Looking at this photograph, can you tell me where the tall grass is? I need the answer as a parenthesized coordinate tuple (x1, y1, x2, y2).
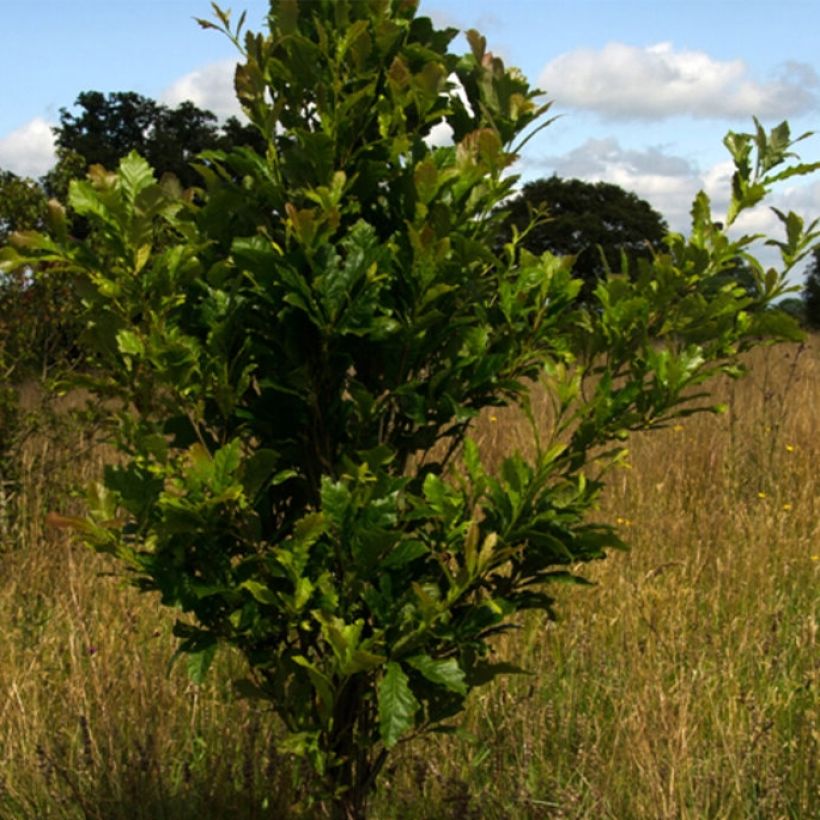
(1, 339, 817, 818)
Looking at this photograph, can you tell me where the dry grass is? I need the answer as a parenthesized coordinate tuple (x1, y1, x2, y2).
(1, 338, 818, 818)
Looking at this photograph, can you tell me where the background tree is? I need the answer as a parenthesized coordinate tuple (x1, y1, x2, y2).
(0, 91, 266, 378)
(802, 246, 820, 328)
(0, 170, 48, 243)
(53, 90, 265, 188)
(776, 296, 806, 324)
(501, 175, 668, 297)
(0, 170, 79, 377)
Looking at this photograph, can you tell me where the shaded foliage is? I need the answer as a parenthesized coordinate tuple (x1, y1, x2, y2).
(500, 175, 668, 297)
(0, 170, 48, 243)
(0, 170, 83, 378)
(1, 92, 266, 379)
(803, 246, 820, 328)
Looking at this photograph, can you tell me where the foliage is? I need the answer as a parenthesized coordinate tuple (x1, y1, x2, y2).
(0, 91, 265, 379)
(500, 175, 668, 298)
(2, 0, 818, 815)
(41, 147, 94, 203)
(53, 90, 266, 189)
(776, 296, 806, 324)
(0, 167, 86, 378)
(0, 170, 48, 243)
(802, 246, 820, 328)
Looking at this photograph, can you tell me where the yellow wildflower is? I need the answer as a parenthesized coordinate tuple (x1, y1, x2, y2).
(757, 491, 767, 499)
(782, 503, 793, 511)
(785, 444, 795, 453)
(672, 424, 684, 432)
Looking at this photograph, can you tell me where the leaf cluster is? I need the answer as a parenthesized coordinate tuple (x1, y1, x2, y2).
(499, 175, 669, 298)
(2, 1, 817, 812)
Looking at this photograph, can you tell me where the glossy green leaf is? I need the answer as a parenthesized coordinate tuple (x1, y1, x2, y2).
(406, 654, 468, 695)
(378, 662, 420, 748)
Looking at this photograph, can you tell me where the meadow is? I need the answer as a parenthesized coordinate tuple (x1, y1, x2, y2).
(0, 336, 817, 819)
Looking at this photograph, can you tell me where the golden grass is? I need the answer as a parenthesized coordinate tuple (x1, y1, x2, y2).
(1, 338, 818, 818)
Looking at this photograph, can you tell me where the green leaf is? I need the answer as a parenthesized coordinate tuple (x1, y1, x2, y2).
(321, 478, 352, 527)
(344, 648, 387, 675)
(292, 656, 335, 717)
(117, 151, 157, 203)
(414, 158, 439, 205)
(241, 580, 278, 605)
(212, 439, 242, 491)
(292, 511, 326, 548)
(378, 662, 420, 748)
(186, 644, 216, 684)
(382, 539, 429, 569)
(69, 179, 114, 223)
(116, 329, 144, 358)
(241, 449, 280, 497)
(406, 654, 468, 695)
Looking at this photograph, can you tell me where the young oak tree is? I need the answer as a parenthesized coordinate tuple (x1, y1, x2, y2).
(2, 0, 818, 815)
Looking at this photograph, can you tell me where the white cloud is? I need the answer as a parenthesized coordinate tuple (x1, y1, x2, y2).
(160, 59, 243, 120)
(539, 43, 819, 121)
(0, 117, 56, 178)
(526, 138, 819, 287)
(534, 138, 700, 230)
(426, 121, 454, 148)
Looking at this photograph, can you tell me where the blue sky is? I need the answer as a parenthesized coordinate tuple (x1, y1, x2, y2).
(1, 0, 818, 278)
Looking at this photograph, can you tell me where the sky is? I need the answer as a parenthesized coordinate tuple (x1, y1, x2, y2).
(1, 0, 818, 282)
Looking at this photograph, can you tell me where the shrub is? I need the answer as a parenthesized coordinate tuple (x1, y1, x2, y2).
(2, 1, 817, 815)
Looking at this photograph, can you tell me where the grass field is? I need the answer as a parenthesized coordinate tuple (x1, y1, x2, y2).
(0, 337, 817, 819)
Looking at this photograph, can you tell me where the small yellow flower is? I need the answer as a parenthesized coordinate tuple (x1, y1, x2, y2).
(782, 503, 793, 512)
(812, 555, 819, 561)
(757, 491, 767, 499)
(672, 424, 684, 432)
(489, 415, 498, 423)
(615, 516, 633, 527)
(785, 444, 795, 453)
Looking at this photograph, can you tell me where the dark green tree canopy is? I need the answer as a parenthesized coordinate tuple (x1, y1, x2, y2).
(1, 91, 266, 376)
(53, 90, 265, 188)
(501, 175, 668, 295)
(803, 246, 820, 328)
(0, 170, 48, 243)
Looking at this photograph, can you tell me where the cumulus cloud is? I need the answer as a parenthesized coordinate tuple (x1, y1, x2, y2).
(539, 43, 819, 121)
(529, 137, 819, 264)
(534, 138, 700, 230)
(733, 176, 820, 247)
(0, 117, 56, 178)
(160, 59, 243, 120)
